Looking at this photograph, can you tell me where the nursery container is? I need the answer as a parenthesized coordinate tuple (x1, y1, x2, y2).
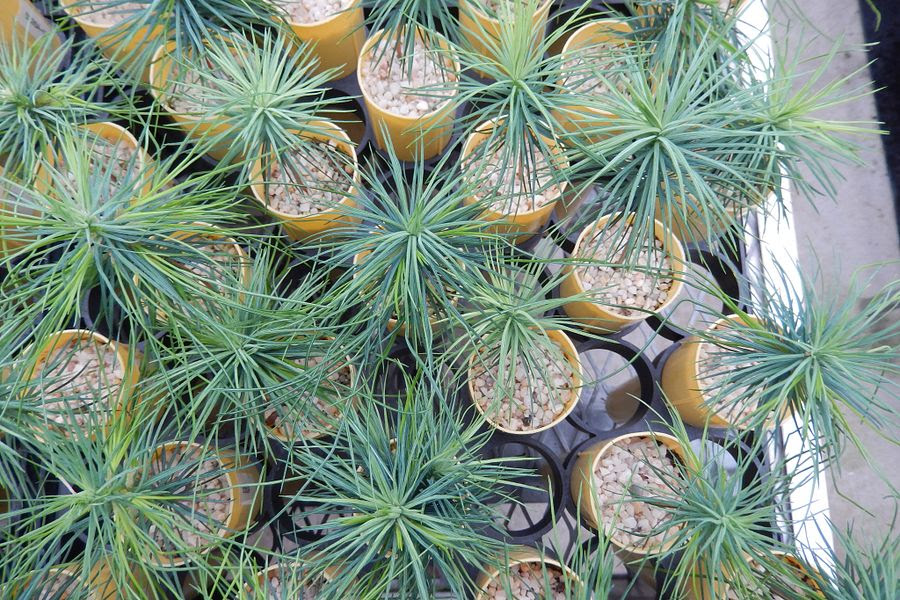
(249, 120, 360, 242)
(460, 118, 569, 241)
(148, 41, 236, 162)
(148, 441, 262, 566)
(555, 19, 633, 139)
(36, 121, 153, 200)
(660, 315, 765, 429)
(467, 329, 582, 435)
(26, 329, 140, 436)
(570, 432, 687, 563)
(0, 0, 62, 51)
(356, 28, 459, 161)
(248, 562, 346, 596)
(459, 0, 553, 76)
(280, 0, 366, 80)
(474, 546, 581, 599)
(560, 213, 686, 333)
(60, 0, 162, 83)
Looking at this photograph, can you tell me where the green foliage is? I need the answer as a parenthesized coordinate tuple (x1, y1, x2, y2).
(690, 264, 899, 470)
(281, 375, 531, 599)
(0, 33, 118, 177)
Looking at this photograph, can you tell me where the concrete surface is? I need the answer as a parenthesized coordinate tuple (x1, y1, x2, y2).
(769, 0, 900, 546)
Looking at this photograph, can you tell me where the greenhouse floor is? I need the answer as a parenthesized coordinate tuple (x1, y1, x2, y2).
(772, 0, 900, 544)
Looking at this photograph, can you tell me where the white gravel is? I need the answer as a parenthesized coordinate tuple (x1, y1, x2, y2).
(148, 445, 232, 551)
(466, 137, 560, 214)
(575, 223, 673, 317)
(470, 344, 574, 432)
(264, 140, 354, 216)
(482, 562, 570, 599)
(74, 1, 143, 26)
(276, 0, 352, 24)
(37, 336, 124, 428)
(592, 436, 682, 549)
(265, 355, 353, 439)
(360, 36, 456, 118)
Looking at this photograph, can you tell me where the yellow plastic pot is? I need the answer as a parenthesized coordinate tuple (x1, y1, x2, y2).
(16, 560, 147, 600)
(26, 329, 141, 436)
(249, 121, 360, 242)
(281, 0, 366, 80)
(148, 41, 236, 162)
(60, 0, 163, 83)
(467, 329, 582, 435)
(149, 442, 262, 567)
(560, 213, 686, 333)
(461, 118, 569, 241)
(357, 28, 459, 161)
(0, 1, 62, 52)
(475, 547, 581, 599)
(36, 121, 153, 200)
(554, 19, 633, 141)
(660, 315, 766, 429)
(570, 431, 687, 563)
(248, 562, 347, 595)
(459, 0, 553, 77)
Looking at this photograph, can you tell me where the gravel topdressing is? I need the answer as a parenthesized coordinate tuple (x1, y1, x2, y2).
(163, 63, 232, 115)
(37, 336, 124, 428)
(276, 0, 353, 24)
(470, 344, 575, 432)
(360, 36, 456, 118)
(265, 355, 353, 439)
(74, 1, 143, 26)
(36, 572, 82, 599)
(482, 562, 571, 599)
(575, 223, 674, 317)
(467, 137, 561, 214)
(264, 140, 354, 216)
(148, 445, 232, 551)
(592, 436, 682, 549)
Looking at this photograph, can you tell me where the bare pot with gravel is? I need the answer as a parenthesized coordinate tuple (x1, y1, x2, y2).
(276, 0, 365, 80)
(144, 442, 261, 566)
(249, 121, 360, 241)
(247, 562, 347, 599)
(571, 432, 687, 562)
(357, 28, 459, 161)
(460, 118, 569, 241)
(25, 329, 139, 436)
(660, 315, 765, 429)
(474, 547, 582, 600)
(467, 329, 582, 435)
(561, 213, 686, 333)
